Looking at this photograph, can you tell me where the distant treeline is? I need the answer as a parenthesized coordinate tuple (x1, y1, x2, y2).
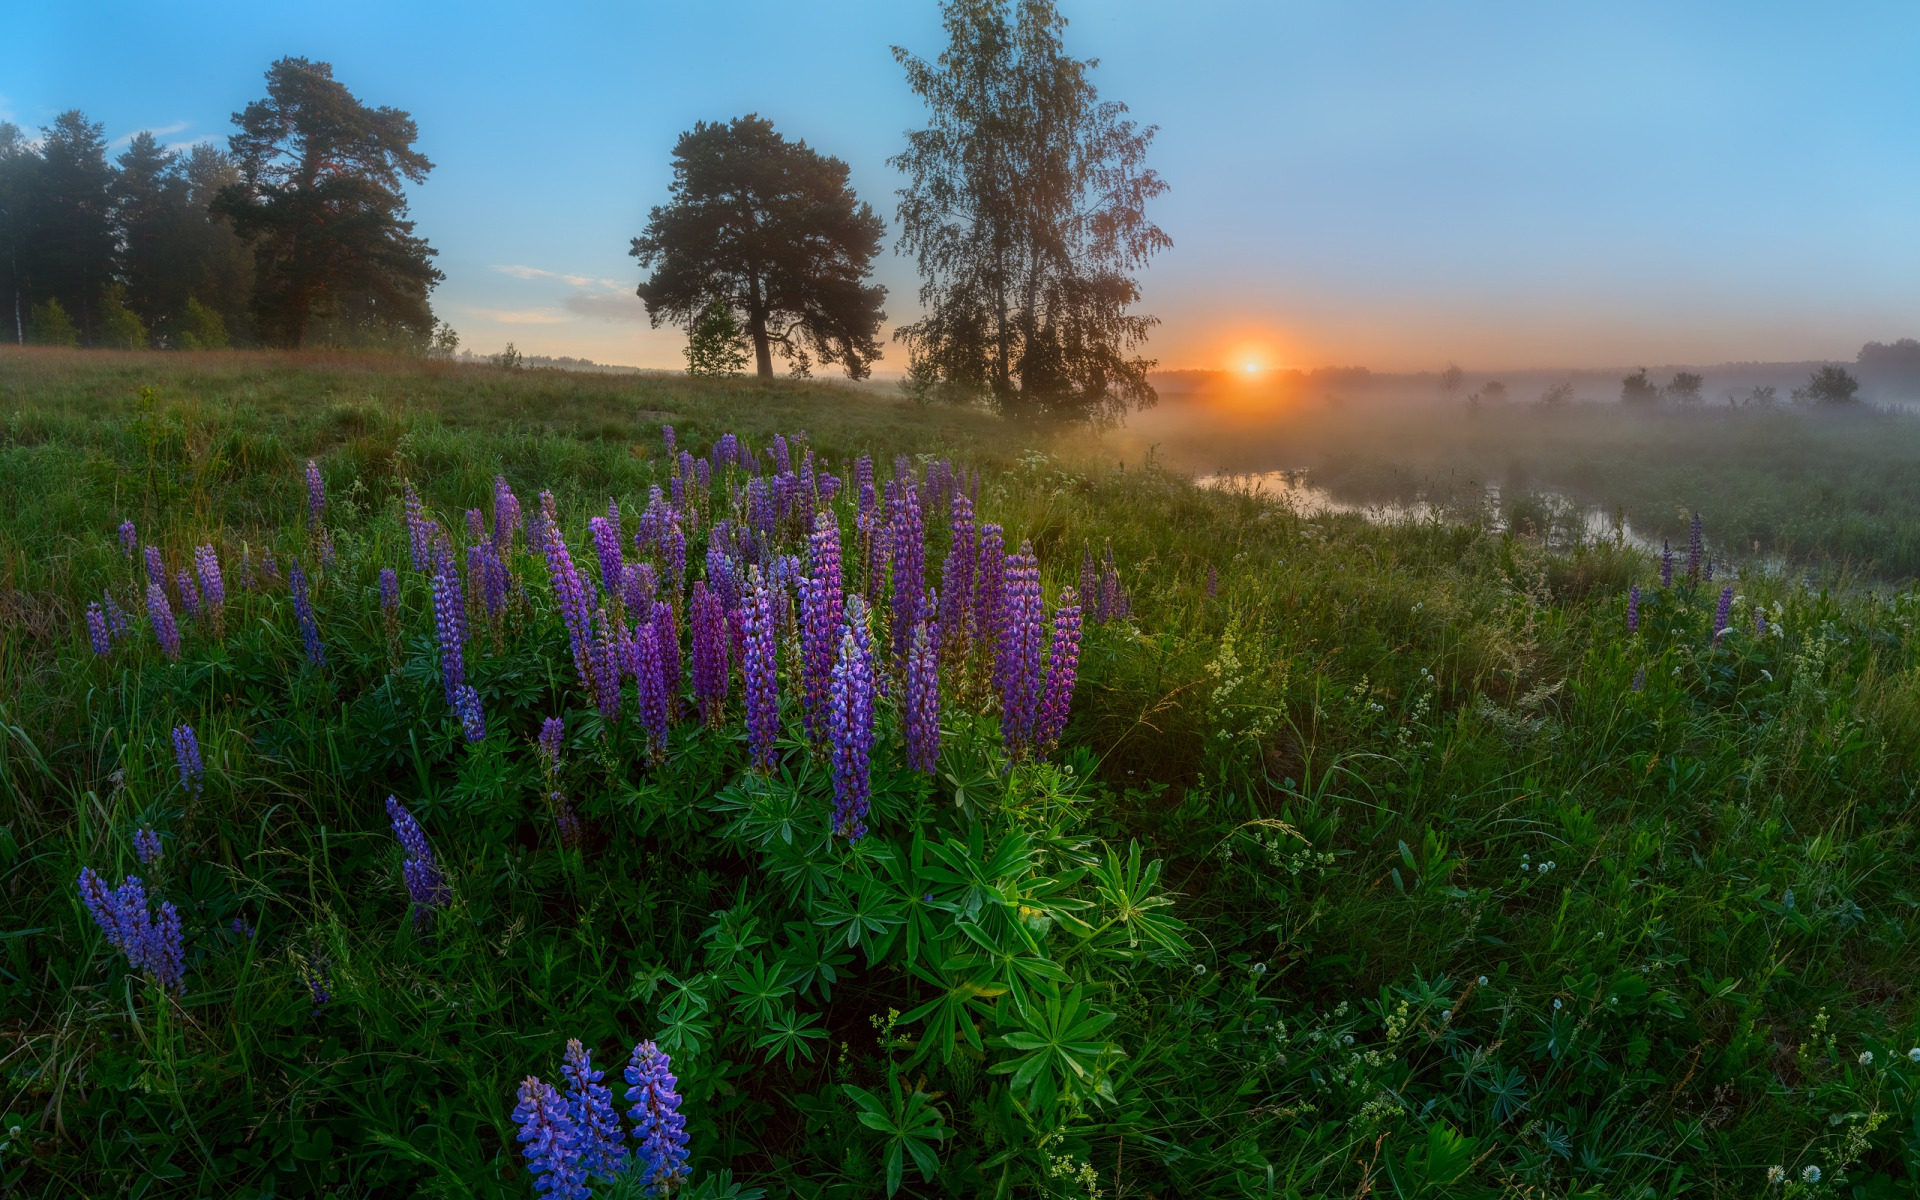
(0, 60, 448, 354)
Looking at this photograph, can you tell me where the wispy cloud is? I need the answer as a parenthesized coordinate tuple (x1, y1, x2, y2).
(492, 264, 625, 290)
(564, 292, 649, 323)
(112, 121, 190, 148)
(468, 307, 571, 325)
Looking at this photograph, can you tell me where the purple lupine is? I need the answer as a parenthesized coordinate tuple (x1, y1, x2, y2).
(1660, 540, 1674, 588)
(103, 591, 131, 640)
(690, 581, 730, 726)
(119, 519, 137, 557)
(904, 619, 941, 773)
(172, 724, 204, 797)
(318, 527, 337, 569)
(890, 480, 927, 664)
(632, 619, 667, 753)
(562, 1039, 628, 1178)
(261, 550, 279, 583)
(856, 455, 876, 522)
(454, 684, 487, 742)
(1079, 549, 1100, 624)
(472, 542, 510, 620)
(743, 572, 780, 771)
(1100, 545, 1129, 621)
(624, 560, 658, 615)
(405, 484, 430, 572)
(290, 559, 323, 665)
(1686, 513, 1703, 584)
(938, 491, 979, 649)
(747, 478, 775, 534)
(1034, 589, 1082, 753)
(1756, 607, 1768, 636)
(1627, 584, 1640, 634)
(1704, 560, 1714, 583)
(144, 544, 167, 591)
(386, 796, 449, 920)
(379, 567, 400, 618)
(237, 551, 258, 592)
(147, 582, 181, 660)
(493, 476, 522, 554)
(662, 424, 676, 458)
(800, 512, 845, 738)
(514, 1076, 588, 1200)
(148, 902, 184, 990)
(176, 568, 200, 622)
(305, 959, 331, 1013)
(304, 459, 326, 529)
(194, 545, 224, 621)
(1206, 564, 1219, 599)
(538, 716, 565, 766)
(77, 869, 183, 989)
(997, 544, 1045, 751)
(86, 603, 111, 654)
(134, 827, 162, 865)
(975, 524, 1005, 667)
(589, 609, 623, 725)
(828, 598, 876, 839)
(461, 507, 482, 541)
(590, 509, 624, 598)
(1713, 586, 1734, 641)
(625, 1041, 690, 1193)
(661, 519, 687, 597)
(652, 599, 681, 723)
(539, 495, 603, 700)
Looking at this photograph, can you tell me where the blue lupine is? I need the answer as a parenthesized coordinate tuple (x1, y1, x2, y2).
(455, 683, 487, 742)
(828, 597, 876, 839)
(1756, 607, 1768, 636)
(514, 1076, 589, 1200)
(1627, 583, 1640, 634)
(176, 568, 200, 621)
(102, 590, 131, 640)
(889, 479, 927, 665)
(466, 507, 486, 540)
(386, 796, 449, 920)
(494, 475, 522, 555)
(800, 512, 844, 738)
(562, 1039, 629, 1179)
(145, 544, 166, 589)
(1660, 540, 1673, 588)
(305, 459, 326, 529)
(290, 559, 323, 665)
(306, 959, 331, 1014)
(538, 716, 565, 767)
(119, 519, 136, 557)
(625, 1041, 690, 1193)
(77, 868, 184, 990)
(379, 567, 400, 617)
(633, 618, 668, 753)
(743, 573, 779, 771)
(904, 619, 941, 773)
(86, 603, 111, 655)
(173, 723, 204, 798)
(194, 545, 224, 622)
(134, 827, 162, 864)
(405, 483, 430, 571)
(1687, 513, 1703, 584)
(1714, 586, 1734, 641)
(432, 564, 468, 707)
(691, 581, 730, 727)
(1035, 588, 1083, 753)
(147, 582, 181, 660)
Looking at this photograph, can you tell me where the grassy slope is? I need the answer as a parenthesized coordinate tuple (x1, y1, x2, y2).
(2, 348, 1918, 1199)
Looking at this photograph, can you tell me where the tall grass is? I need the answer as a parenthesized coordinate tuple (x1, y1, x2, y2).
(2, 349, 1918, 1198)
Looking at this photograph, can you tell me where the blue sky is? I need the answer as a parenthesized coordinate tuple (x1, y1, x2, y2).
(7, 1, 1919, 372)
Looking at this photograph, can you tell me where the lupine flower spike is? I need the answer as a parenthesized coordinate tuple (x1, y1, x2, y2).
(147, 582, 181, 660)
(904, 619, 941, 772)
(828, 596, 876, 838)
(119, 519, 137, 556)
(743, 571, 780, 771)
(561, 1039, 628, 1179)
(290, 559, 323, 665)
(76, 868, 184, 990)
(625, 1040, 690, 1193)
(172, 724, 205, 797)
(1713, 586, 1734, 642)
(134, 827, 162, 865)
(514, 1076, 588, 1200)
(86, 602, 111, 655)
(385, 796, 449, 921)
(1627, 584, 1640, 634)
(305, 459, 326, 529)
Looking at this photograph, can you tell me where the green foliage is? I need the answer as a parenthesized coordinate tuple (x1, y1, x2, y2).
(1797, 364, 1862, 405)
(3, 352, 1920, 1199)
(25, 296, 78, 346)
(175, 296, 230, 351)
(684, 297, 748, 378)
(96, 283, 150, 349)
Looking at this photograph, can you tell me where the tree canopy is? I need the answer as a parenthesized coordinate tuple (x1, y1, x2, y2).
(891, 0, 1170, 425)
(215, 57, 441, 348)
(632, 115, 887, 381)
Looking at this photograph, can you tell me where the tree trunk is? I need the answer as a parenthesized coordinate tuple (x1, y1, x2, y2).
(751, 320, 772, 379)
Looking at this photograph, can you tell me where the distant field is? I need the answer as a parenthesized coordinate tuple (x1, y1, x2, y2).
(3, 348, 1919, 1198)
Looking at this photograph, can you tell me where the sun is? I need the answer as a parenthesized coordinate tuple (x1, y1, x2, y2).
(1242, 362, 1260, 375)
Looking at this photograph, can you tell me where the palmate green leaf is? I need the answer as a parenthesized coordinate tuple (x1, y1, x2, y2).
(726, 952, 792, 1026)
(987, 984, 1122, 1117)
(752, 1006, 826, 1068)
(865, 831, 963, 967)
(811, 875, 906, 963)
(900, 959, 1006, 1066)
(843, 1077, 949, 1197)
(777, 920, 855, 1003)
(923, 824, 1035, 922)
(1084, 839, 1190, 957)
(951, 916, 1071, 1008)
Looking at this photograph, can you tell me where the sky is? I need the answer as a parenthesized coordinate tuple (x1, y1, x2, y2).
(6, 1, 1920, 374)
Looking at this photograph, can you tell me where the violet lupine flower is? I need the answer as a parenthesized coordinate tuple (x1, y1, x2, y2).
(632, 619, 667, 753)
(145, 545, 166, 590)
(463, 507, 483, 540)
(119, 519, 137, 557)
(625, 1041, 690, 1193)
(1100, 545, 1129, 621)
(194, 545, 224, 616)
(261, 551, 280, 583)
(1686, 513, 1703, 584)
(306, 959, 331, 1014)
(690, 581, 730, 726)
(1660, 540, 1674, 588)
(289, 559, 324, 665)
(662, 519, 687, 597)
(173, 724, 205, 798)
(996, 544, 1045, 752)
(662, 424, 676, 458)
(103, 591, 132, 640)
(1207, 564, 1219, 599)
(1704, 560, 1714, 583)
(1631, 666, 1646, 692)
(890, 481, 927, 665)
(590, 511, 624, 598)
(975, 524, 1005, 666)
(176, 569, 200, 622)
(472, 542, 509, 620)
(386, 796, 450, 920)
(624, 560, 658, 615)
(1627, 584, 1640, 634)
(405, 484, 430, 572)
(773, 433, 792, 476)
(589, 609, 624, 725)
(855, 455, 876, 521)
(743, 573, 780, 772)
(514, 1076, 588, 1200)
(86, 602, 111, 655)
(237, 552, 258, 592)
(379, 567, 400, 617)
(538, 716, 565, 766)
(430, 557, 469, 705)
(562, 1039, 629, 1179)
(493, 476, 522, 552)
(652, 599, 682, 723)
(304, 459, 326, 529)
(134, 827, 162, 865)
(671, 471, 685, 514)
(77, 869, 184, 989)
(149, 901, 184, 988)
(147, 582, 182, 660)
(747, 478, 775, 534)
(1034, 589, 1082, 752)
(1713, 586, 1734, 641)
(318, 528, 337, 569)
(1756, 608, 1768, 636)
(904, 619, 941, 773)
(539, 496, 602, 699)
(454, 684, 487, 742)
(1080, 549, 1100, 623)
(828, 597, 876, 838)
(800, 513, 845, 738)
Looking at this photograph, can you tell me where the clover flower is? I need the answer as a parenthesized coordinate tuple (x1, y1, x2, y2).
(1802, 1166, 1820, 1184)
(625, 1040, 690, 1193)
(385, 796, 449, 921)
(1766, 1165, 1784, 1185)
(742, 573, 780, 772)
(515, 1075, 589, 1200)
(904, 619, 941, 773)
(147, 582, 181, 660)
(172, 724, 204, 797)
(828, 598, 876, 839)
(289, 559, 323, 665)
